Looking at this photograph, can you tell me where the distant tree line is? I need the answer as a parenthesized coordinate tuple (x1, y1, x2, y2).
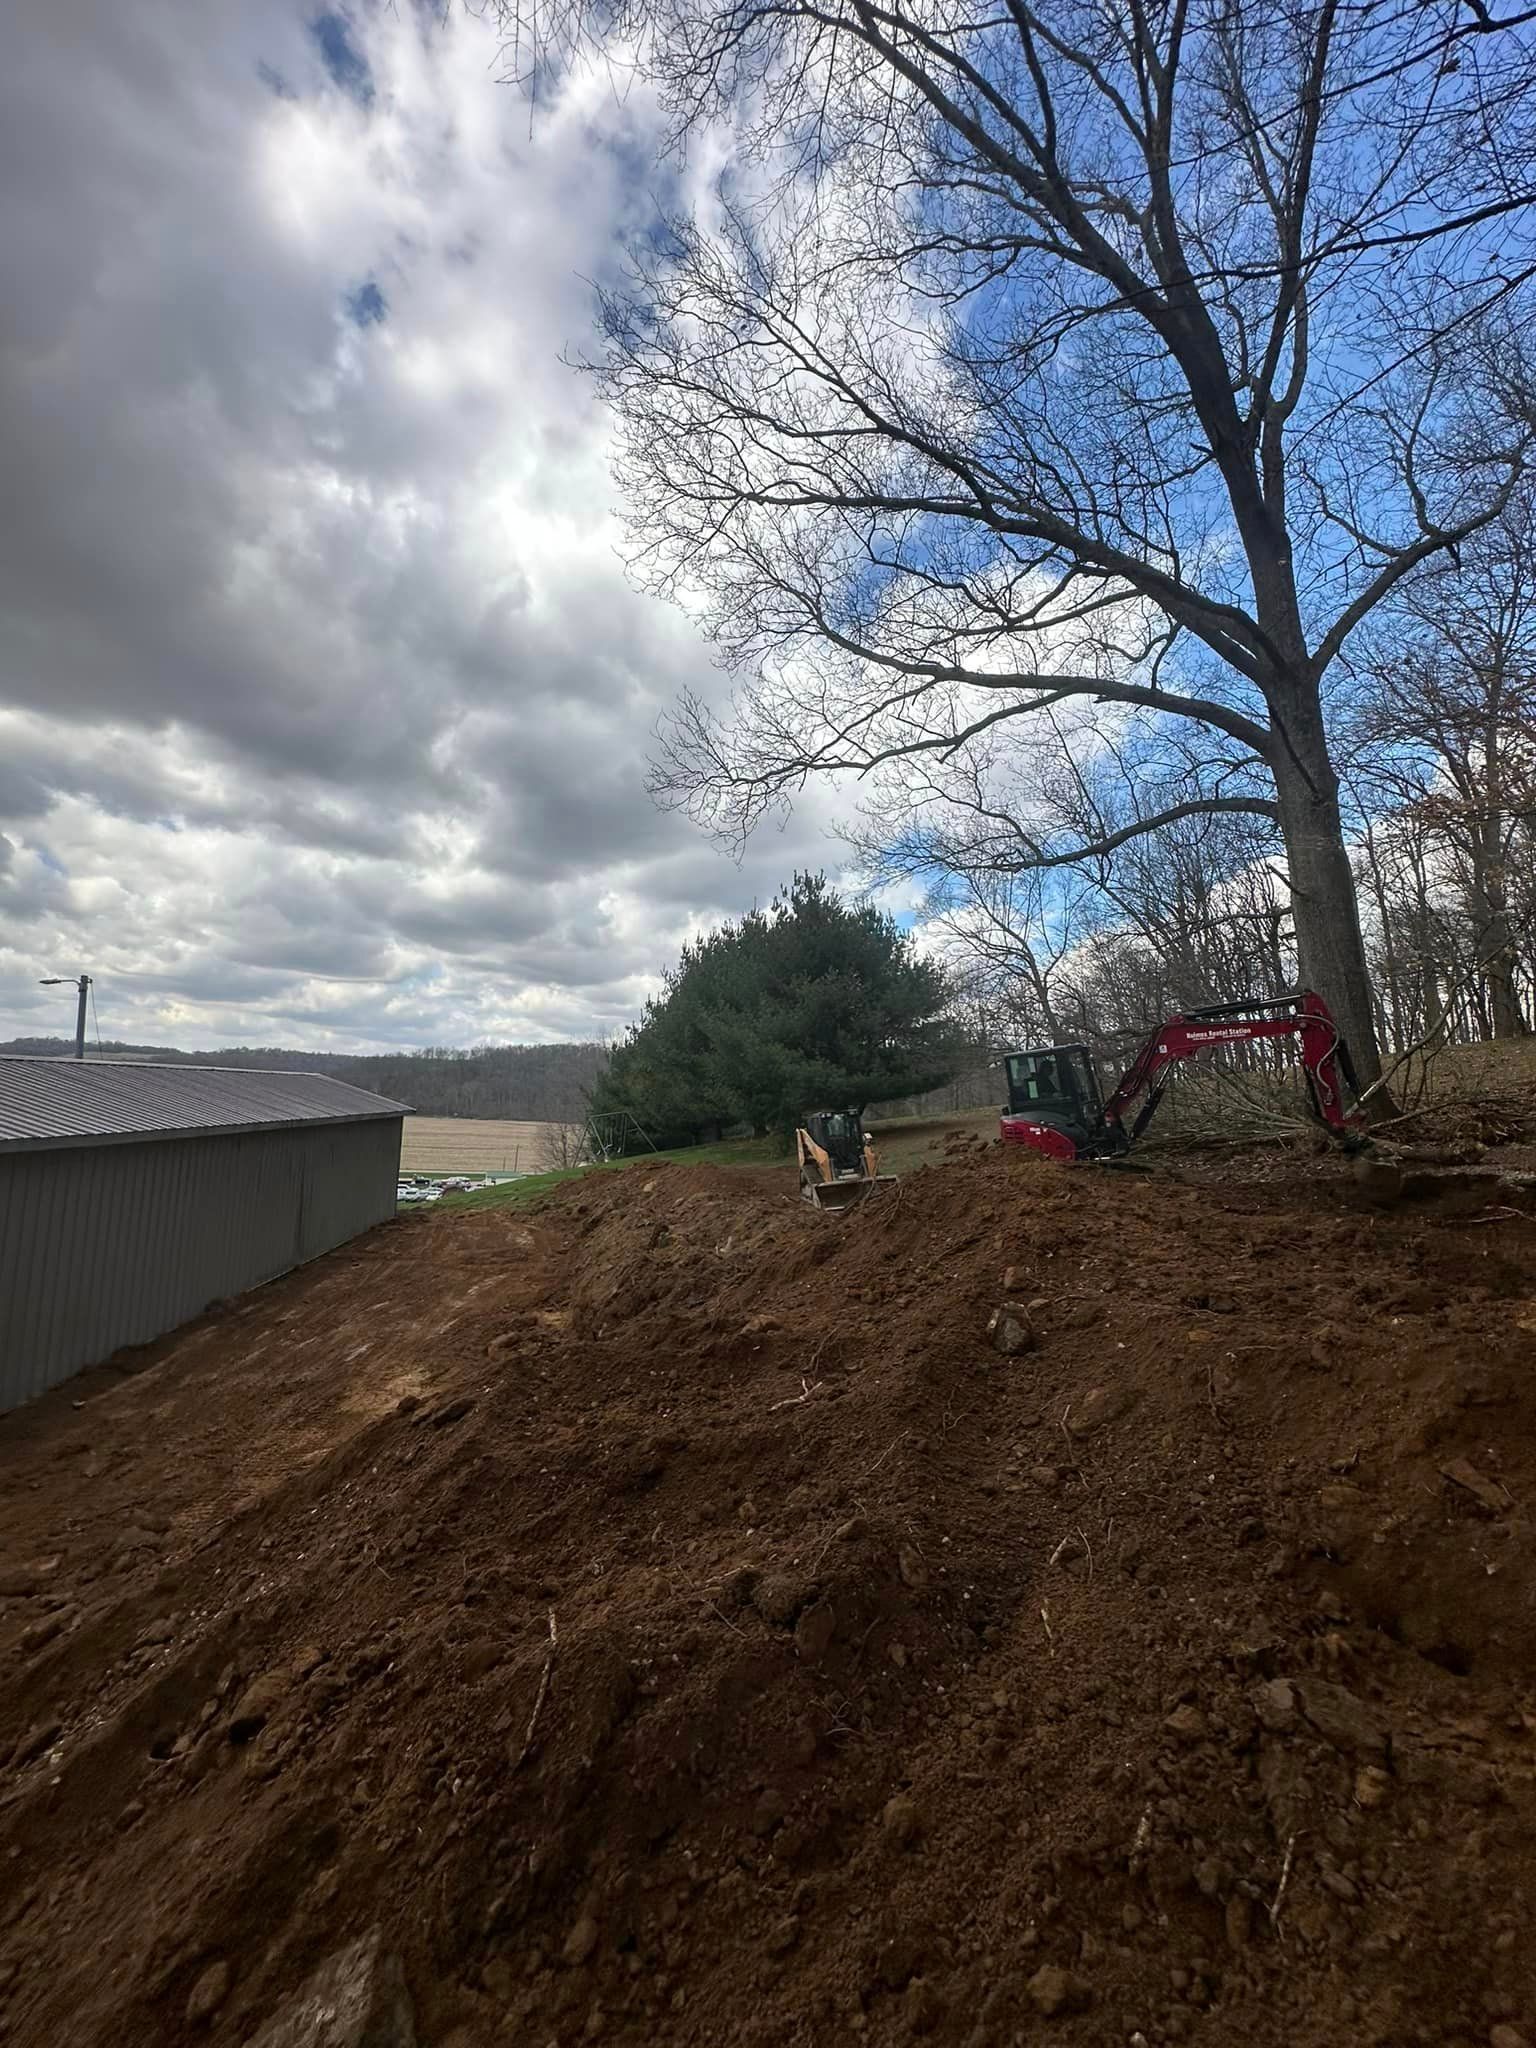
(1349, 499, 1536, 1052)
(590, 873, 959, 1147)
(0, 1036, 610, 1122)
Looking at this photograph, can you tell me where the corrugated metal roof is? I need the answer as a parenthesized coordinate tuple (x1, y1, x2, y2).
(0, 1057, 411, 1154)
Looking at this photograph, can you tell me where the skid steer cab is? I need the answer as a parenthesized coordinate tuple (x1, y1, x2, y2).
(796, 1110, 897, 1211)
(1000, 990, 1362, 1163)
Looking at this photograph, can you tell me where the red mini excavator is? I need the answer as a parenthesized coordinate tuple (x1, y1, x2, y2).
(999, 989, 1361, 1161)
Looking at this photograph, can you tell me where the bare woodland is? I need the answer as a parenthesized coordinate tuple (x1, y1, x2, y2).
(488, 0, 1536, 1089)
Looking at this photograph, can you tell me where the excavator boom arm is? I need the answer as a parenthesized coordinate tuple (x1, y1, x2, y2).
(1102, 991, 1358, 1145)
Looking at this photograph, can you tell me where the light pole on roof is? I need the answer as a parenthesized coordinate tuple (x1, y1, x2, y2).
(38, 975, 91, 1060)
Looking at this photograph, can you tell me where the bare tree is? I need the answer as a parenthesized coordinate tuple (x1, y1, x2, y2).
(536, 1120, 595, 1170)
(489, 0, 1536, 1087)
(1352, 494, 1536, 1038)
(866, 704, 1295, 1042)
(922, 864, 1089, 1046)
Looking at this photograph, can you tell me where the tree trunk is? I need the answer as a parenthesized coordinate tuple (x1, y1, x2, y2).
(1471, 827, 1527, 1038)
(1358, 825, 1407, 1047)
(1269, 696, 1387, 1098)
(1419, 957, 1445, 1050)
(1483, 911, 1527, 1036)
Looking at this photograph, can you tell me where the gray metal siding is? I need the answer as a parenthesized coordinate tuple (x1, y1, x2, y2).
(0, 1117, 402, 1411)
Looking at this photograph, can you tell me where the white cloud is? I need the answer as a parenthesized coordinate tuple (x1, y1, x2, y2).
(0, 1, 843, 1051)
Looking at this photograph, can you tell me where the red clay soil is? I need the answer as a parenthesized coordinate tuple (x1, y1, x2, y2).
(2, 1146, 1536, 2048)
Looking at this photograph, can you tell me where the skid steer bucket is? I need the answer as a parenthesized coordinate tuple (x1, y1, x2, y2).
(800, 1171, 896, 1212)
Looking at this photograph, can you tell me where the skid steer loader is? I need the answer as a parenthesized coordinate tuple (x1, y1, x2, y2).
(795, 1110, 896, 1212)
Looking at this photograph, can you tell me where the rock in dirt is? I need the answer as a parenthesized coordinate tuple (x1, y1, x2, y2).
(793, 1600, 838, 1662)
(1440, 1457, 1510, 1516)
(430, 1397, 476, 1429)
(716, 1566, 756, 1614)
(9, 1719, 61, 1768)
(753, 1574, 809, 1626)
(245, 1928, 414, 2048)
(1296, 1678, 1387, 1758)
(1163, 1703, 1207, 1743)
(987, 1306, 1035, 1356)
(897, 1545, 930, 1591)
(1026, 1964, 1088, 2017)
(1354, 1765, 1391, 1809)
(562, 1914, 600, 1967)
(1318, 1482, 1366, 1512)
(228, 1672, 287, 1744)
(185, 1959, 231, 2026)
(1068, 1385, 1137, 1436)
(1489, 2027, 1531, 2048)
(0, 1561, 58, 1597)
(1253, 1678, 1299, 1733)
(458, 1637, 503, 1683)
(20, 1607, 74, 1655)
(882, 1794, 922, 1848)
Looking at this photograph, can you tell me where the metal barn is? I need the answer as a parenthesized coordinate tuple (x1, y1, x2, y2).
(0, 1058, 409, 1412)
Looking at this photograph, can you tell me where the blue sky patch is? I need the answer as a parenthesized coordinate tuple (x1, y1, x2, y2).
(310, 11, 374, 106)
(345, 278, 388, 327)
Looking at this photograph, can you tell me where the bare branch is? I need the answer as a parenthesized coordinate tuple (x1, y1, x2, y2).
(960, 795, 1281, 875)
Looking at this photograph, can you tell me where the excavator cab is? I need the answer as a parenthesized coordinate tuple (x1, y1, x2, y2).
(1000, 1043, 1112, 1159)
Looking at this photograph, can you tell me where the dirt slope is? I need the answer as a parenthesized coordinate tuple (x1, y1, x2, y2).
(2, 1147, 1535, 2048)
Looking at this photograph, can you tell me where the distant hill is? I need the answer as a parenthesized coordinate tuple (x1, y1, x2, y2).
(0, 1036, 610, 1122)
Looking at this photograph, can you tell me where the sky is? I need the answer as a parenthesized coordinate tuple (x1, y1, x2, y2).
(0, 2, 849, 1053)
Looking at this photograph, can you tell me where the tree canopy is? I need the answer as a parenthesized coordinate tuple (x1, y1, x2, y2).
(486, 0, 1536, 1093)
(589, 873, 957, 1145)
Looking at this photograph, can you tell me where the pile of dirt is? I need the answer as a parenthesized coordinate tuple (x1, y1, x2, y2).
(3, 1147, 1536, 2048)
